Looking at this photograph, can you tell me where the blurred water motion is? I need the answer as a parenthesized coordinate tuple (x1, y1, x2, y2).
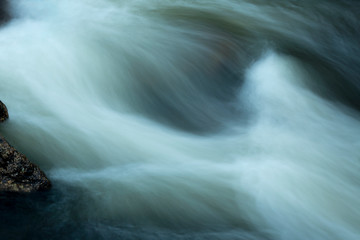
(0, 0, 359, 239)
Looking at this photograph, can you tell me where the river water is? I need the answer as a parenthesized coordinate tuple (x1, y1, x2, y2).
(0, 0, 359, 239)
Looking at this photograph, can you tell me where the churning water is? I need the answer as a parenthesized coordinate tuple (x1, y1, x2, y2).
(0, 0, 360, 239)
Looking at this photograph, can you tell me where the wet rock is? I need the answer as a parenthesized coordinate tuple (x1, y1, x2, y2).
(0, 136, 52, 193)
(0, 101, 9, 122)
(0, 101, 51, 193)
(0, 137, 51, 193)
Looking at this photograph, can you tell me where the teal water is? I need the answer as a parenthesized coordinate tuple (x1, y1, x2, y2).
(0, 1, 360, 239)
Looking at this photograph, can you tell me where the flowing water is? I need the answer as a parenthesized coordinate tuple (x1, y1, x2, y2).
(0, 0, 360, 239)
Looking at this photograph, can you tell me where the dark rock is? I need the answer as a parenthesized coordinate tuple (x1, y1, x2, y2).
(0, 101, 51, 193)
(0, 137, 52, 192)
(0, 101, 9, 122)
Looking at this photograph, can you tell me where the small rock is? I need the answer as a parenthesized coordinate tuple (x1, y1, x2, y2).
(0, 101, 8, 122)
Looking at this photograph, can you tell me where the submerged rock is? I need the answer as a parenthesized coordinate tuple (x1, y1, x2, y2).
(0, 102, 51, 193)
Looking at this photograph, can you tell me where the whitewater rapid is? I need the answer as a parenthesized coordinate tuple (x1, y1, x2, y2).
(0, 1, 359, 239)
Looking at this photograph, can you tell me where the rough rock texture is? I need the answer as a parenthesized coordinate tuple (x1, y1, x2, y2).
(0, 138, 51, 192)
(0, 101, 51, 193)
